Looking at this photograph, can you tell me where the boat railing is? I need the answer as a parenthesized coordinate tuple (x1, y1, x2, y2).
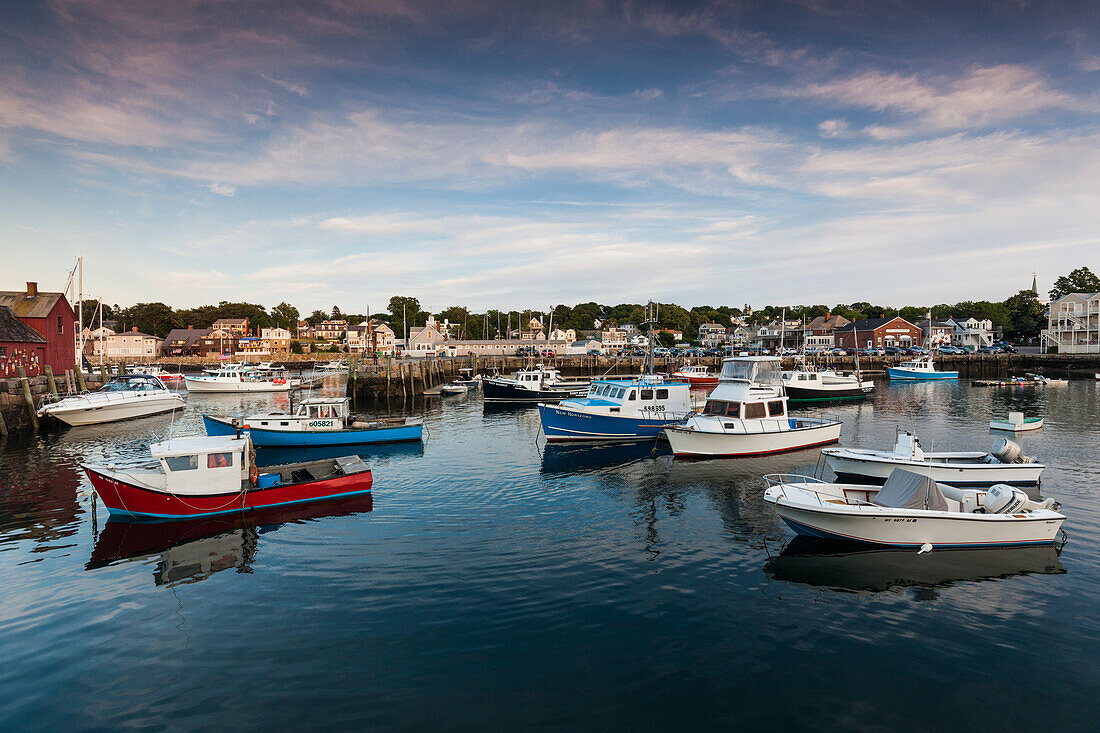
(763, 473, 828, 504)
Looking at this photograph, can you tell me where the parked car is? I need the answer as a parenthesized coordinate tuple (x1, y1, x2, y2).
(937, 345, 964, 354)
(883, 346, 905, 355)
(586, 348, 602, 356)
(977, 346, 1000, 354)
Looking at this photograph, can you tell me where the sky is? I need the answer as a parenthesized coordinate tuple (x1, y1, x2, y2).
(2, 0, 1099, 314)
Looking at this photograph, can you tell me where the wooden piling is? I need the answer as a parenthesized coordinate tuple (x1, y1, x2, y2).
(45, 365, 59, 400)
(16, 365, 39, 431)
(0, 405, 7, 438)
(75, 367, 87, 393)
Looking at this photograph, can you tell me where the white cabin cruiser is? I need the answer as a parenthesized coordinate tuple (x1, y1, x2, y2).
(663, 357, 842, 458)
(822, 431, 1044, 486)
(185, 367, 293, 393)
(38, 375, 185, 426)
(763, 469, 1065, 548)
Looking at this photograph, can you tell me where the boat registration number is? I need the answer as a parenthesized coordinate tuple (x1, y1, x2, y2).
(641, 405, 665, 412)
(308, 420, 336, 428)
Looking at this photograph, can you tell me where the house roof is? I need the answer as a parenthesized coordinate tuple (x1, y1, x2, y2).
(806, 314, 851, 330)
(163, 328, 212, 348)
(213, 318, 248, 325)
(835, 317, 915, 332)
(0, 290, 70, 319)
(0, 305, 48, 344)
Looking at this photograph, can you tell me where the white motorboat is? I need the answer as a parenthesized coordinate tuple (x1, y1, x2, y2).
(990, 412, 1044, 432)
(129, 364, 184, 382)
(1014, 373, 1067, 385)
(663, 357, 842, 458)
(184, 368, 293, 393)
(887, 355, 958, 381)
(37, 375, 185, 426)
(316, 361, 348, 372)
(439, 382, 470, 395)
(204, 362, 248, 375)
(763, 469, 1065, 549)
(822, 431, 1044, 486)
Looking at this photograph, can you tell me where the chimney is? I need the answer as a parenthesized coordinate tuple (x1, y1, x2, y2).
(188, 325, 193, 329)
(132, 326, 138, 332)
(25, 281, 38, 298)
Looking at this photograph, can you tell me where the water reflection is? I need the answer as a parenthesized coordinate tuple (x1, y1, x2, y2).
(764, 537, 1065, 593)
(539, 441, 664, 476)
(256, 441, 424, 467)
(86, 495, 374, 587)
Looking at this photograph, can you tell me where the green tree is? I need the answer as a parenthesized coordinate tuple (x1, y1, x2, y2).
(1004, 289, 1046, 340)
(271, 302, 300, 329)
(306, 309, 329, 327)
(1049, 267, 1100, 300)
(120, 302, 180, 338)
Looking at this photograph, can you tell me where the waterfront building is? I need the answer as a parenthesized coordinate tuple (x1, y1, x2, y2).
(548, 328, 576, 342)
(81, 326, 117, 357)
(315, 320, 349, 341)
(162, 327, 213, 356)
(0, 282, 76, 375)
(440, 339, 560, 357)
(102, 328, 162, 359)
(698, 322, 727, 348)
(916, 319, 955, 347)
(0, 304, 48, 378)
(566, 338, 602, 355)
(212, 318, 249, 337)
(1043, 292, 1100, 353)
(260, 327, 292, 354)
(945, 317, 995, 350)
(346, 321, 395, 355)
(601, 326, 629, 351)
(407, 315, 447, 356)
(802, 314, 850, 351)
(835, 317, 922, 350)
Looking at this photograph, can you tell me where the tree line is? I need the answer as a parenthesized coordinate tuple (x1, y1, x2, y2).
(86, 267, 1098, 343)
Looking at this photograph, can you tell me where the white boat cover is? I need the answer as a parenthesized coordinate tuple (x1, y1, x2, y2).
(872, 469, 949, 511)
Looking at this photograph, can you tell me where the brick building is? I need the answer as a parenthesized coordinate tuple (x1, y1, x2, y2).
(835, 317, 922, 350)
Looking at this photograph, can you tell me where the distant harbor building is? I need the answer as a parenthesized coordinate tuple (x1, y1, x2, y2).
(347, 321, 395, 355)
(1043, 292, 1100, 353)
(212, 318, 249, 337)
(917, 318, 955, 347)
(315, 320, 349, 341)
(407, 315, 447, 356)
(698, 322, 727, 348)
(945, 317, 995, 350)
(835, 317, 922, 350)
(102, 328, 163, 359)
(548, 328, 576, 342)
(442, 339, 561, 357)
(260, 327, 292, 354)
(802, 314, 850, 350)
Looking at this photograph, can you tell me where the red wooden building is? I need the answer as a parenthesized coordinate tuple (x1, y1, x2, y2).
(0, 305, 48, 378)
(834, 317, 922, 350)
(0, 283, 77, 376)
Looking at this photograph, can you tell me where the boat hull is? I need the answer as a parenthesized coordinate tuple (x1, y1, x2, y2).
(773, 502, 1064, 548)
(185, 377, 292, 393)
(664, 420, 842, 458)
(785, 384, 870, 402)
(41, 395, 185, 426)
(538, 403, 679, 442)
(203, 414, 422, 447)
(989, 419, 1044, 432)
(887, 367, 958, 380)
(84, 465, 372, 520)
(824, 453, 1043, 486)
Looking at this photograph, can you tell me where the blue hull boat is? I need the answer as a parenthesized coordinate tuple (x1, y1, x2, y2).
(538, 402, 682, 442)
(203, 414, 422, 447)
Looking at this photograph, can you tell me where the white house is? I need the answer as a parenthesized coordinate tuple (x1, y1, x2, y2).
(601, 327, 628, 351)
(548, 328, 576, 342)
(347, 321, 395, 354)
(566, 339, 602, 355)
(1043, 292, 1100, 353)
(946, 317, 994, 349)
(103, 328, 162, 358)
(407, 315, 447, 356)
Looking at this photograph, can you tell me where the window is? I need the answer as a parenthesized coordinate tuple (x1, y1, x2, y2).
(726, 402, 741, 417)
(656, 388, 668, 399)
(627, 390, 636, 400)
(704, 400, 725, 415)
(640, 389, 653, 400)
(57, 316, 64, 334)
(744, 402, 766, 419)
(0, 347, 5, 357)
(767, 401, 785, 417)
(208, 452, 234, 468)
(165, 455, 198, 471)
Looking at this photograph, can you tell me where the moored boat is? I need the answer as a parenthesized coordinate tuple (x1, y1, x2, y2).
(670, 363, 719, 387)
(203, 397, 423, 447)
(822, 431, 1044, 486)
(990, 412, 1044, 432)
(763, 469, 1065, 549)
(483, 364, 587, 402)
(539, 374, 691, 442)
(185, 367, 293, 393)
(439, 382, 470, 395)
(781, 365, 873, 402)
(83, 434, 373, 519)
(887, 355, 958, 381)
(37, 375, 185, 426)
(663, 356, 842, 458)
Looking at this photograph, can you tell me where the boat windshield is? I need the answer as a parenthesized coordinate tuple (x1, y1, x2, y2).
(100, 377, 161, 392)
(720, 359, 782, 385)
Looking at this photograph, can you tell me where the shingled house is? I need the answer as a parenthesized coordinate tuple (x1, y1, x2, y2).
(0, 305, 49, 378)
(0, 282, 76, 375)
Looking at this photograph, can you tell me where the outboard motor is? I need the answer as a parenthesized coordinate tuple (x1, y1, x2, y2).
(983, 484, 1029, 514)
(991, 437, 1033, 464)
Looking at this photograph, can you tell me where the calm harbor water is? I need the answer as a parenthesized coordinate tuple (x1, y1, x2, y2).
(2, 378, 1099, 730)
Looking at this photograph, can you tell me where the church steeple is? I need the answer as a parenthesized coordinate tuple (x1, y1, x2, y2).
(1032, 272, 1038, 294)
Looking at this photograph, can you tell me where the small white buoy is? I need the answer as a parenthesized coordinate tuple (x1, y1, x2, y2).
(918, 543, 933, 555)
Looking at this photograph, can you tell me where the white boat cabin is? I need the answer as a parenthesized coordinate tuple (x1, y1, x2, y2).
(151, 435, 248, 494)
(567, 376, 691, 417)
(243, 398, 351, 432)
(692, 357, 796, 431)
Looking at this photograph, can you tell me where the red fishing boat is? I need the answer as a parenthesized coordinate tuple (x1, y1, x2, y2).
(670, 363, 720, 387)
(83, 434, 372, 520)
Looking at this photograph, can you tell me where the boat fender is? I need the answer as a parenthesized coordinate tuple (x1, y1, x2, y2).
(918, 543, 933, 555)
